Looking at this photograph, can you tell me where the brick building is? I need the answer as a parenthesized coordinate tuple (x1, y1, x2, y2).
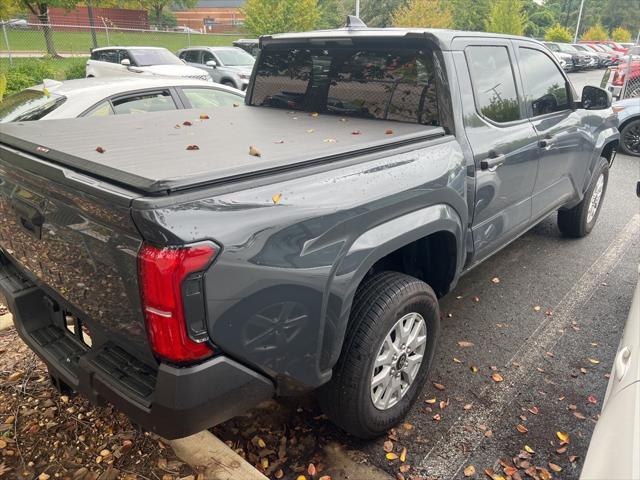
(30, 7, 149, 30)
(173, 0, 245, 33)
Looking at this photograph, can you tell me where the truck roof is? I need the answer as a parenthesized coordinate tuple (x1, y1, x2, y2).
(0, 107, 443, 194)
(261, 26, 545, 51)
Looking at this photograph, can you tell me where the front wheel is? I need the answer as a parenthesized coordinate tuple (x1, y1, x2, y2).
(620, 119, 640, 157)
(318, 272, 440, 439)
(558, 157, 609, 237)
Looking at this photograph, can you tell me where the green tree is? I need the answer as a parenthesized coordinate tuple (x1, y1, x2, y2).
(521, 0, 555, 38)
(16, 0, 77, 56)
(136, 0, 196, 28)
(485, 0, 526, 36)
(450, 0, 491, 31)
(360, 0, 406, 27)
(581, 22, 608, 41)
(316, 0, 349, 29)
(611, 26, 632, 42)
(544, 23, 573, 42)
(391, 0, 452, 28)
(243, 0, 320, 36)
(602, 0, 640, 38)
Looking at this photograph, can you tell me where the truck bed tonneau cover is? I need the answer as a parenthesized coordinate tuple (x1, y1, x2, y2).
(0, 106, 443, 194)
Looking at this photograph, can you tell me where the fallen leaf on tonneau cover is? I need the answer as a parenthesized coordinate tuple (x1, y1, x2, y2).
(307, 464, 316, 476)
(470, 365, 479, 373)
(463, 465, 476, 477)
(433, 382, 445, 391)
(182, 120, 192, 126)
(385, 129, 394, 135)
(491, 276, 500, 284)
(458, 341, 475, 348)
(386, 452, 399, 461)
(528, 406, 539, 415)
(573, 411, 586, 420)
(533, 305, 541, 312)
(524, 445, 535, 454)
(383, 440, 394, 453)
(587, 395, 598, 404)
(588, 358, 600, 365)
(249, 146, 262, 157)
(491, 373, 504, 382)
(199, 114, 210, 120)
(433, 414, 441, 421)
(95, 146, 106, 154)
(516, 424, 528, 433)
(556, 445, 568, 454)
(556, 431, 570, 443)
(186, 144, 200, 150)
(351, 130, 362, 135)
(272, 193, 282, 204)
(425, 397, 437, 404)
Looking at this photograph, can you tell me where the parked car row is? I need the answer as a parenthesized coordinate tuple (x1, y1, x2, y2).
(85, 45, 256, 91)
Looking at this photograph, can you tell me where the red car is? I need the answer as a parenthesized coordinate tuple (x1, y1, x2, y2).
(581, 40, 628, 54)
(602, 59, 640, 98)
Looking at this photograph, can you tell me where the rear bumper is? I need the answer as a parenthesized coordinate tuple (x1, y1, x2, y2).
(0, 252, 274, 439)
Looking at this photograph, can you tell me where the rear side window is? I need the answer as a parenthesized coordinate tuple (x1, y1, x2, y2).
(518, 47, 570, 117)
(251, 45, 439, 125)
(0, 90, 67, 123)
(111, 91, 176, 115)
(466, 46, 521, 123)
(181, 50, 201, 63)
(94, 50, 118, 63)
(181, 88, 241, 108)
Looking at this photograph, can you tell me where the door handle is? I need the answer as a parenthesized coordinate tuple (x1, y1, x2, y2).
(480, 154, 505, 171)
(615, 346, 632, 381)
(539, 135, 555, 148)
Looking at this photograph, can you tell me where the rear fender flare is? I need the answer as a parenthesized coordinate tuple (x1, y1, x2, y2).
(319, 204, 464, 377)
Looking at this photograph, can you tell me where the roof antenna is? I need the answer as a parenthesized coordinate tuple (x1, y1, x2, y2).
(345, 15, 367, 28)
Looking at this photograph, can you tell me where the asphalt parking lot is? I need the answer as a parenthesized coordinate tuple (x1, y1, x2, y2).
(210, 68, 640, 480)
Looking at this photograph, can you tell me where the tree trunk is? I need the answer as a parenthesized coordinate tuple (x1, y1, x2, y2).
(155, 7, 162, 28)
(36, 5, 60, 58)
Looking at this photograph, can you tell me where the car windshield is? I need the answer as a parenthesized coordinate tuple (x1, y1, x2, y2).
(558, 44, 578, 52)
(573, 45, 587, 51)
(0, 89, 66, 123)
(545, 43, 560, 52)
(214, 49, 255, 66)
(129, 48, 183, 66)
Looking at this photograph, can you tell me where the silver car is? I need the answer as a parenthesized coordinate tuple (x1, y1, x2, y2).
(0, 77, 244, 123)
(178, 46, 255, 91)
(613, 98, 640, 157)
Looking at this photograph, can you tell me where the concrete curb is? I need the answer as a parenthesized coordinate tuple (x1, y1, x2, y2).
(0, 313, 13, 331)
(167, 430, 268, 480)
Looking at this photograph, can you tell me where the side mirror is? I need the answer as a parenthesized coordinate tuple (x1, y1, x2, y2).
(206, 60, 217, 68)
(581, 85, 612, 110)
(120, 58, 131, 66)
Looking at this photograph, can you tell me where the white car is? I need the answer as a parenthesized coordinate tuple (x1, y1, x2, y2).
(86, 46, 211, 81)
(0, 77, 243, 123)
(581, 200, 640, 480)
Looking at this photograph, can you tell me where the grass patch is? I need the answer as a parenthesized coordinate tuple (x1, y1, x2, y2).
(0, 57, 87, 95)
(4, 29, 239, 55)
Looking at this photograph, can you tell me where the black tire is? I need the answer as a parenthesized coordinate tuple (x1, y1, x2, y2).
(222, 80, 236, 88)
(558, 157, 609, 237)
(620, 119, 640, 157)
(318, 271, 440, 438)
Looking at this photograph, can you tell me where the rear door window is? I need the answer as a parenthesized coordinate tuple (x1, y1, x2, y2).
(518, 47, 570, 117)
(96, 50, 118, 63)
(182, 50, 201, 63)
(111, 91, 177, 115)
(466, 45, 522, 123)
(181, 88, 241, 108)
(251, 44, 439, 125)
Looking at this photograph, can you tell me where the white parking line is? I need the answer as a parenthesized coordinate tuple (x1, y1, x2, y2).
(419, 214, 640, 479)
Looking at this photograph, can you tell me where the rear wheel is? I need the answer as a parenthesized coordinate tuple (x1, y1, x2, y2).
(318, 272, 440, 438)
(620, 119, 640, 157)
(558, 157, 609, 237)
(222, 80, 236, 88)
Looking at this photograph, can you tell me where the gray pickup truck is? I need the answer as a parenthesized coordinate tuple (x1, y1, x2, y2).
(0, 22, 619, 440)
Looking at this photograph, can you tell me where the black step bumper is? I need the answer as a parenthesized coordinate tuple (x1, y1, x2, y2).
(0, 252, 274, 439)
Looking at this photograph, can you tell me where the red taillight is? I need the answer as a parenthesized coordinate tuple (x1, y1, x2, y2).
(138, 243, 218, 363)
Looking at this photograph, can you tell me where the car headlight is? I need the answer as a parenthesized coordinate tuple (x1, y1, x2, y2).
(238, 74, 250, 80)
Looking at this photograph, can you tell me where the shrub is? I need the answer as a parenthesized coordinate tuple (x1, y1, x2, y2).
(545, 23, 573, 43)
(581, 23, 608, 41)
(2, 59, 57, 96)
(65, 60, 87, 80)
(611, 26, 632, 43)
(0, 74, 6, 102)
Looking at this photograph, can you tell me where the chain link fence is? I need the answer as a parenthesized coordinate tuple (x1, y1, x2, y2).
(0, 21, 243, 64)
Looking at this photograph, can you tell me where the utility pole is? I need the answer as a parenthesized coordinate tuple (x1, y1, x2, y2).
(573, 0, 585, 44)
(87, 0, 98, 49)
(355, 0, 360, 17)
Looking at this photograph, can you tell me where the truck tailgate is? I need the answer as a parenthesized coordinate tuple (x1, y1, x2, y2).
(0, 143, 154, 364)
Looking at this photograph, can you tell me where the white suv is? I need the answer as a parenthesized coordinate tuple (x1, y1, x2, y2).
(86, 46, 211, 81)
